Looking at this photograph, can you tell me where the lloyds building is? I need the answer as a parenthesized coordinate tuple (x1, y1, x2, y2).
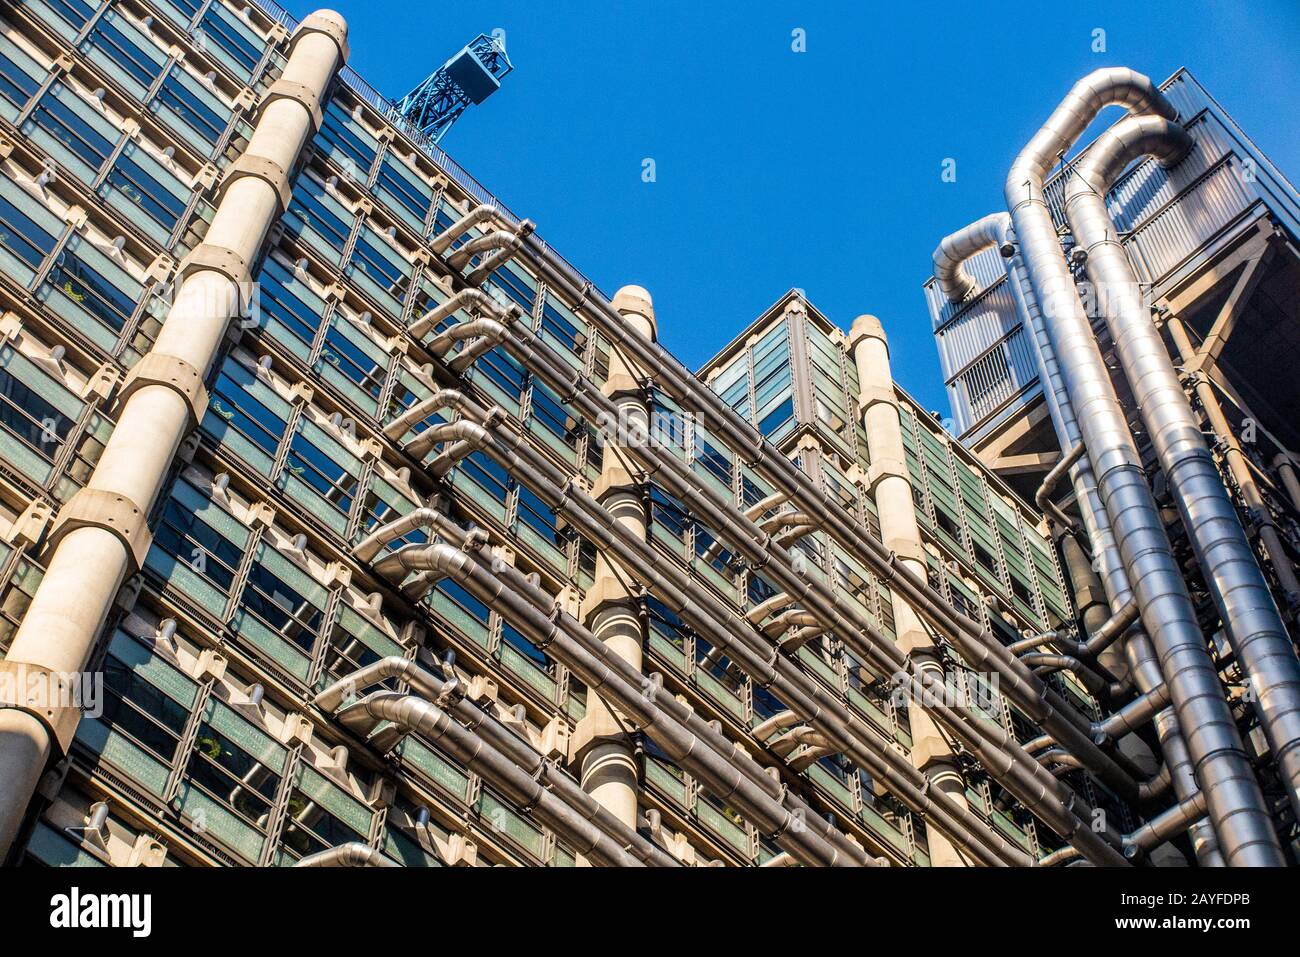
(0, 0, 1294, 870)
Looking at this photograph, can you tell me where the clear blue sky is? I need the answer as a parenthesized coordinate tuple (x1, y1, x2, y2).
(299, 0, 1300, 413)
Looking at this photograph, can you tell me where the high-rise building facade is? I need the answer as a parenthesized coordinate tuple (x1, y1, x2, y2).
(0, 0, 1289, 869)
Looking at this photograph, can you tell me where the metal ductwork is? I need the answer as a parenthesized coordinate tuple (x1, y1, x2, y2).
(408, 377, 1116, 865)
(1004, 67, 1282, 866)
(430, 203, 500, 254)
(1063, 112, 1300, 828)
(355, 534, 878, 867)
(292, 843, 400, 867)
(314, 656, 677, 867)
(407, 287, 519, 340)
(349, 691, 646, 867)
(932, 211, 1219, 865)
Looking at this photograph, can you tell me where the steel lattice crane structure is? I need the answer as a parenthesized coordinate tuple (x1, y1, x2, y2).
(393, 33, 513, 143)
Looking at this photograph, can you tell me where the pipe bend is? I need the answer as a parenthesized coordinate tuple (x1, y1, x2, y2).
(1005, 67, 1177, 201)
(931, 212, 1012, 302)
(1066, 115, 1194, 199)
(293, 842, 398, 867)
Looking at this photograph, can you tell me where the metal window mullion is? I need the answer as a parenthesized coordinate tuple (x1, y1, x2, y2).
(29, 218, 80, 294)
(257, 740, 304, 866)
(305, 585, 345, 688)
(142, 53, 181, 108)
(221, 522, 266, 623)
(43, 387, 101, 493)
(304, 294, 338, 366)
(162, 679, 215, 803)
(13, 50, 75, 128)
(183, 0, 216, 33)
(71, 0, 112, 46)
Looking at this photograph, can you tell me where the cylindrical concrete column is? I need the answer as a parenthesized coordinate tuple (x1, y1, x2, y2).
(849, 314, 968, 867)
(573, 286, 657, 852)
(0, 11, 348, 859)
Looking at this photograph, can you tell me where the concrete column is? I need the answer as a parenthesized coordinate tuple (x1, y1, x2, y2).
(0, 11, 348, 859)
(571, 286, 656, 850)
(849, 314, 969, 867)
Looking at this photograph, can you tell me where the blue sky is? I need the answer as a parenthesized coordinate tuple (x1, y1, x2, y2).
(302, 0, 1300, 413)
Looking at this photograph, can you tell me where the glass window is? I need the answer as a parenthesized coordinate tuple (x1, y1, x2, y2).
(255, 258, 325, 361)
(0, 189, 58, 273)
(36, 0, 96, 35)
(203, 360, 292, 475)
(25, 86, 116, 181)
(102, 145, 187, 238)
(317, 316, 388, 413)
(316, 102, 377, 178)
(320, 603, 405, 691)
(79, 629, 197, 795)
(349, 226, 412, 313)
(238, 544, 329, 659)
(0, 344, 80, 488)
(539, 294, 587, 362)
(282, 418, 362, 533)
(0, 39, 41, 113)
(44, 237, 141, 350)
(83, 11, 167, 93)
(484, 261, 536, 314)
(285, 177, 351, 263)
(277, 766, 372, 863)
(374, 156, 431, 225)
(153, 71, 229, 149)
(146, 476, 248, 617)
(528, 381, 579, 451)
(758, 397, 795, 437)
(196, 5, 264, 80)
(177, 698, 285, 861)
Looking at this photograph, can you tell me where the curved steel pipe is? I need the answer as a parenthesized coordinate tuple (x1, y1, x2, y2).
(1065, 113, 1300, 828)
(292, 843, 400, 867)
(1005, 67, 1282, 866)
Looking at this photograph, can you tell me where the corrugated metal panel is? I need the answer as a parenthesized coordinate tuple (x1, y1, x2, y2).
(926, 245, 1009, 331)
(934, 277, 1019, 378)
(1123, 160, 1255, 282)
(949, 324, 1040, 430)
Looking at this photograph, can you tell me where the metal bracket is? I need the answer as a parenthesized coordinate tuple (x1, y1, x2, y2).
(0, 660, 85, 756)
(46, 487, 152, 571)
(118, 352, 209, 430)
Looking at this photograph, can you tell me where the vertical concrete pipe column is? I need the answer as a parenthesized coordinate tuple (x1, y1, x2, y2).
(0, 11, 349, 859)
(570, 286, 658, 851)
(849, 314, 969, 867)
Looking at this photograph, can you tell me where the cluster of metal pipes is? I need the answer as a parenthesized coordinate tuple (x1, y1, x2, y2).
(933, 68, 1300, 866)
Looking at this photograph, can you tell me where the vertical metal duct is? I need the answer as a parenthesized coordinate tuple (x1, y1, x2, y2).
(1064, 113, 1300, 826)
(1005, 67, 1282, 865)
(932, 215, 1221, 864)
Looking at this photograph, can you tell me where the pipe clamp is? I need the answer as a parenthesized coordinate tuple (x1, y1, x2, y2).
(47, 487, 152, 571)
(119, 352, 209, 429)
